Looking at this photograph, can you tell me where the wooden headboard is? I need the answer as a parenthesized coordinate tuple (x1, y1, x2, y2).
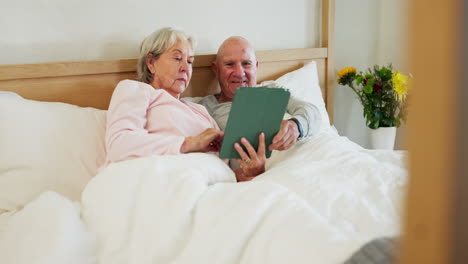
(0, 1, 335, 123)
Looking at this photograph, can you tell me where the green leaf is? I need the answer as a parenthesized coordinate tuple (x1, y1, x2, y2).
(379, 67, 393, 81)
(374, 111, 382, 120)
(364, 85, 373, 94)
(382, 118, 393, 126)
(356, 76, 363, 85)
(369, 120, 380, 129)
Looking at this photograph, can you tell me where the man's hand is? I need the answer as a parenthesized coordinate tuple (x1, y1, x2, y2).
(269, 120, 300, 151)
(181, 128, 224, 153)
(234, 133, 266, 182)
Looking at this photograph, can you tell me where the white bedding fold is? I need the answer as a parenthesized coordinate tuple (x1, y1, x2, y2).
(82, 153, 235, 264)
(0, 130, 407, 264)
(82, 131, 407, 263)
(0, 192, 96, 264)
(262, 130, 407, 242)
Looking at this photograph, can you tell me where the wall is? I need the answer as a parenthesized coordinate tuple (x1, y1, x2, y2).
(1, 0, 406, 149)
(334, 0, 407, 149)
(0, 0, 320, 64)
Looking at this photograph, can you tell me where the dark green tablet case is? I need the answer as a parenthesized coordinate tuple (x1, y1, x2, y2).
(219, 87, 290, 159)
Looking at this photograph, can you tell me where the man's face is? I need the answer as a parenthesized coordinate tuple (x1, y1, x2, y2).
(213, 40, 258, 102)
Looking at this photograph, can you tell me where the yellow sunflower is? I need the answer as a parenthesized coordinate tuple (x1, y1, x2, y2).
(337, 67, 357, 85)
(337, 67, 357, 78)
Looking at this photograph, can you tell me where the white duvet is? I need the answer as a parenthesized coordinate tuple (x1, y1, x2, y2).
(0, 129, 407, 264)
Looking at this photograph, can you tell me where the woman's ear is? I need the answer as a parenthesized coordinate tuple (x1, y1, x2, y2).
(146, 53, 155, 74)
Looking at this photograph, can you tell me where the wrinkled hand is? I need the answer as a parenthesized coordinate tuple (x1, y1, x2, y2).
(269, 120, 300, 151)
(234, 133, 266, 182)
(181, 128, 224, 153)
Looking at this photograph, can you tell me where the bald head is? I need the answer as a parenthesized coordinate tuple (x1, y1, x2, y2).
(216, 36, 256, 63)
(212, 36, 258, 103)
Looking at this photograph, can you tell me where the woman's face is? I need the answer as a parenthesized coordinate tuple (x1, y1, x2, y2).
(148, 39, 194, 98)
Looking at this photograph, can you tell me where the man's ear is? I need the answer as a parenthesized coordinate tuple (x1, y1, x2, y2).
(146, 53, 155, 74)
(211, 61, 218, 77)
(255, 60, 259, 69)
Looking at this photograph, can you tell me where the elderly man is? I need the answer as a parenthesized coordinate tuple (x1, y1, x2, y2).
(184, 36, 322, 179)
(192, 36, 321, 147)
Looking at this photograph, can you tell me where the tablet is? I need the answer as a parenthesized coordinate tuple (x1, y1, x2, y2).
(219, 87, 290, 159)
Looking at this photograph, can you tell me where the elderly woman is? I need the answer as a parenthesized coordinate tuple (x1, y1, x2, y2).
(103, 27, 264, 181)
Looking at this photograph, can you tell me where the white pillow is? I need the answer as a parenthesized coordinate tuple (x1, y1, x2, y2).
(0, 92, 106, 212)
(258, 61, 331, 129)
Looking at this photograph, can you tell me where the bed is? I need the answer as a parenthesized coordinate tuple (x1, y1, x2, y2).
(0, 1, 407, 263)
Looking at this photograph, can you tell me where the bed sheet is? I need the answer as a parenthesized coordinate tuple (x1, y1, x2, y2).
(81, 128, 407, 264)
(0, 129, 408, 264)
(0, 192, 96, 264)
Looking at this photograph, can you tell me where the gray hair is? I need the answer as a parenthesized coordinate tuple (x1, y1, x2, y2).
(137, 27, 196, 83)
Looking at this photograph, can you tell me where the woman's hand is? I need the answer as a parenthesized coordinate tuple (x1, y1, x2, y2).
(234, 133, 266, 182)
(181, 128, 224, 153)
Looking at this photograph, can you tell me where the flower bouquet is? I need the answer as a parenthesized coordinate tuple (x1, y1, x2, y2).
(337, 64, 410, 129)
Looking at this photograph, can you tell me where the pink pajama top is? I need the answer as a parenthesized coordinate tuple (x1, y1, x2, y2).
(102, 80, 219, 168)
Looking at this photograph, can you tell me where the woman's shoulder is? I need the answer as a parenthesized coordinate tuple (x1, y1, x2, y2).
(115, 80, 153, 92)
(109, 80, 159, 107)
(113, 80, 166, 99)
